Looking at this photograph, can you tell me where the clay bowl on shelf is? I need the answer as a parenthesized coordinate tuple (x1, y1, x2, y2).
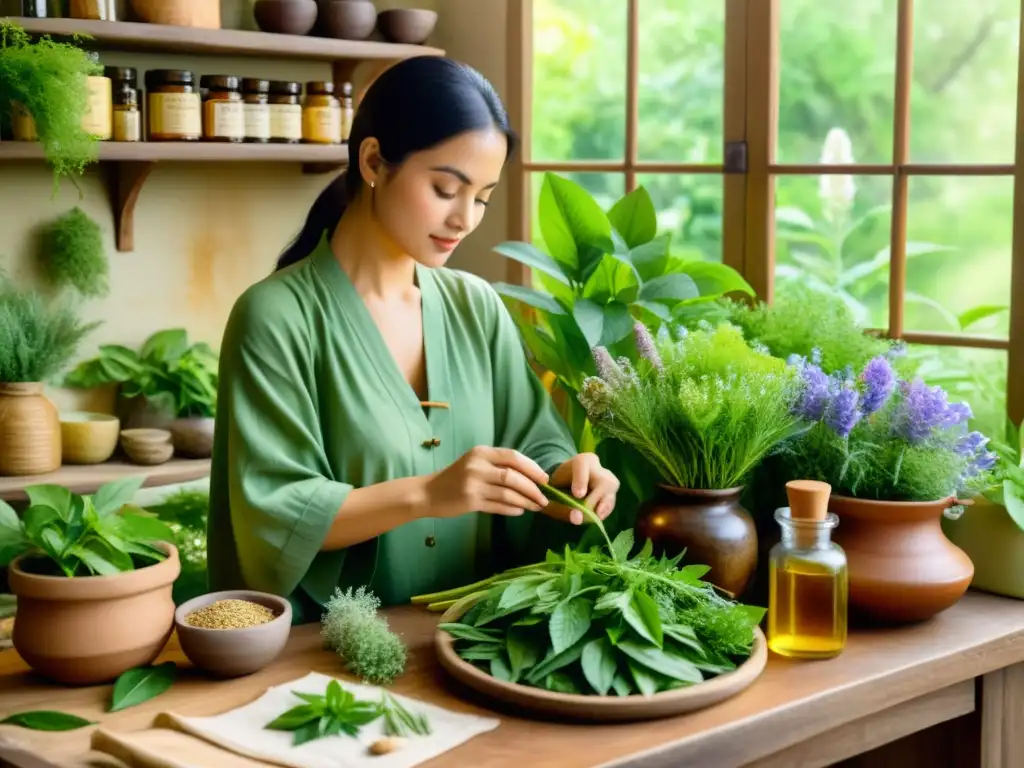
(253, 0, 318, 35)
(174, 590, 292, 678)
(60, 411, 120, 465)
(120, 428, 174, 466)
(318, 0, 377, 40)
(376, 8, 437, 44)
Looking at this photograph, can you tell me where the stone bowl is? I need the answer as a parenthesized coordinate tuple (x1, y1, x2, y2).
(174, 590, 292, 678)
(318, 0, 377, 40)
(376, 8, 437, 44)
(254, 0, 318, 35)
(120, 428, 174, 466)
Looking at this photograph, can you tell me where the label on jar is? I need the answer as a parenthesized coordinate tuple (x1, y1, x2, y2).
(206, 100, 245, 140)
(113, 109, 141, 142)
(82, 76, 112, 139)
(149, 92, 202, 139)
(11, 102, 37, 141)
(244, 103, 271, 140)
(303, 105, 342, 144)
(270, 103, 302, 141)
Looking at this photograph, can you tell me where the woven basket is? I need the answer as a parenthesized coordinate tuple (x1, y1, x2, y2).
(130, 0, 221, 28)
(0, 383, 61, 477)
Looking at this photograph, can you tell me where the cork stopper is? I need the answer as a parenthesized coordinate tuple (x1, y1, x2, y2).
(786, 479, 831, 521)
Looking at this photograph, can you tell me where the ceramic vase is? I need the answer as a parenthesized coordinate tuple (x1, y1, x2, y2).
(943, 497, 1024, 599)
(0, 382, 61, 476)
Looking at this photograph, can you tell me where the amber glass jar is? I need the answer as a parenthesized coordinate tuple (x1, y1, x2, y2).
(201, 75, 245, 143)
(303, 81, 341, 145)
(268, 81, 302, 145)
(146, 70, 201, 141)
(242, 78, 270, 144)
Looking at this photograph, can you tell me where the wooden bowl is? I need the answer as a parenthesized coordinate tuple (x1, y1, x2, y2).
(319, 0, 377, 40)
(376, 8, 437, 44)
(168, 417, 214, 459)
(120, 428, 174, 466)
(131, 0, 221, 28)
(434, 600, 767, 722)
(60, 411, 120, 465)
(254, 0, 318, 35)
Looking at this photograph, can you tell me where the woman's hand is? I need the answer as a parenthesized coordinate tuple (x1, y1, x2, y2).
(544, 453, 620, 525)
(424, 446, 551, 518)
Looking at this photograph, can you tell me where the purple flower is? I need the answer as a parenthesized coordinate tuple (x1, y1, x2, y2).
(892, 379, 955, 443)
(956, 431, 988, 457)
(633, 322, 662, 369)
(793, 362, 830, 421)
(592, 347, 619, 383)
(859, 356, 895, 415)
(943, 402, 973, 427)
(972, 451, 999, 472)
(825, 381, 862, 438)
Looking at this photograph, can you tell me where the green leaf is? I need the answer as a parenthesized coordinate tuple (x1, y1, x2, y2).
(493, 282, 567, 315)
(525, 637, 588, 684)
(1003, 479, 1024, 534)
(22, 505, 61, 543)
(611, 673, 633, 696)
(675, 260, 754, 298)
(607, 187, 657, 249)
(958, 304, 1009, 331)
(543, 672, 580, 694)
(92, 475, 146, 517)
(109, 662, 177, 712)
(490, 654, 513, 682)
(549, 596, 592, 654)
(572, 299, 633, 349)
(631, 299, 672, 323)
(140, 329, 188, 363)
(292, 720, 324, 746)
(538, 173, 615, 277)
(0, 711, 95, 730)
(628, 235, 672, 282)
(265, 704, 323, 731)
(493, 241, 570, 285)
(109, 513, 176, 543)
(438, 623, 504, 643)
(581, 637, 617, 695)
(624, 590, 663, 647)
(627, 658, 659, 696)
(0, 499, 21, 536)
(617, 639, 703, 684)
(25, 485, 72, 521)
(610, 530, 634, 562)
(639, 274, 700, 303)
(506, 627, 541, 681)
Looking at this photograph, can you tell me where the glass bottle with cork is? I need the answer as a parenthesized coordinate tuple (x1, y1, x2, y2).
(767, 479, 848, 660)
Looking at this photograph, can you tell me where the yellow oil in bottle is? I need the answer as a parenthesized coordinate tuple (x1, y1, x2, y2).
(767, 480, 849, 660)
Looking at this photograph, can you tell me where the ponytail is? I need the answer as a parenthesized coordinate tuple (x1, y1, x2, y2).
(275, 172, 352, 271)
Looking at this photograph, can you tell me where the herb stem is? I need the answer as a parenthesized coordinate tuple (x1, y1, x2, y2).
(540, 483, 614, 553)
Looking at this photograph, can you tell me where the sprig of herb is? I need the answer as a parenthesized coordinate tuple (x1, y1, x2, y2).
(379, 691, 431, 737)
(539, 483, 613, 553)
(321, 587, 407, 686)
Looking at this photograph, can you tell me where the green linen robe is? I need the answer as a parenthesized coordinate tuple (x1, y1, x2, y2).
(207, 235, 578, 623)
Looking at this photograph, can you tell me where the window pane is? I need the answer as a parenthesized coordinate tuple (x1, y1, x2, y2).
(636, 174, 723, 262)
(532, 0, 626, 161)
(911, 0, 1020, 163)
(905, 175, 1012, 336)
(774, 173, 893, 329)
(777, 0, 896, 163)
(906, 344, 1008, 439)
(529, 172, 626, 248)
(638, 1, 724, 163)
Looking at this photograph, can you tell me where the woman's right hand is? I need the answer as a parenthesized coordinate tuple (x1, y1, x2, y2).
(424, 446, 551, 518)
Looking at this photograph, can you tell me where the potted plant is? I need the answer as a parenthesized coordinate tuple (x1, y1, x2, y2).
(577, 321, 806, 597)
(0, 475, 180, 684)
(781, 352, 997, 623)
(64, 328, 219, 457)
(0, 281, 99, 476)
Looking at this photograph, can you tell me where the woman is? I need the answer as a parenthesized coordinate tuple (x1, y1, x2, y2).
(207, 56, 620, 624)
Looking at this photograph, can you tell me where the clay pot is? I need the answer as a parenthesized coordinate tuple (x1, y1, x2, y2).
(634, 485, 758, 597)
(318, 0, 377, 40)
(943, 497, 1024, 599)
(0, 382, 61, 476)
(60, 411, 120, 465)
(830, 495, 974, 624)
(254, 0, 318, 35)
(169, 416, 215, 458)
(9, 542, 180, 685)
(376, 8, 437, 44)
(120, 428, 174, 466)
(131, 0, 221, 28)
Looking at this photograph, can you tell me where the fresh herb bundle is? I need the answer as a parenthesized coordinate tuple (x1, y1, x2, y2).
(39, 207, 109, 299)
(321, 587, 407, 686)
(412, 529, 765, 698)
(379, 691, 431, 737)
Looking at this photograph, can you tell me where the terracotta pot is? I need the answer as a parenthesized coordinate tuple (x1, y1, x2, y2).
(0, 382, 61, 476)
(634, 485, 758, 596)
(9, 542, 180, 685)
(254, 0, 318, 35)
(131, 0, 221, 28)
(943, 498, 1024, 599)
(169, 416, 215, 458)
(830, 495, 974, 624)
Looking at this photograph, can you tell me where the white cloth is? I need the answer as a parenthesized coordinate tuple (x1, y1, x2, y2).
(162, 671, 500, 768)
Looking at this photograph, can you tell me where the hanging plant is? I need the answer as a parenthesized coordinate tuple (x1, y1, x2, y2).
(39, 207, 109, 298)
(0, 22, 100, 191)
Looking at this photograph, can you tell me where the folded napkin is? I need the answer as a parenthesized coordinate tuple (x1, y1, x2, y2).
(158, 672, 500, 768)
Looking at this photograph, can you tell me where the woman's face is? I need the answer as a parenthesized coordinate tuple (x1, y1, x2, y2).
(368, 127, 508, 268)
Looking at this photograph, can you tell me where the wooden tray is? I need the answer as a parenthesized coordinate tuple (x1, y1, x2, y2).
(434, 601, 767, 723)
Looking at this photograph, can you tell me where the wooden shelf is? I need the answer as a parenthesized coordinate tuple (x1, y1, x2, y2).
(0, 141, 348, 252)
(5, 17, 445, 62)
(0, 458, 211, 503)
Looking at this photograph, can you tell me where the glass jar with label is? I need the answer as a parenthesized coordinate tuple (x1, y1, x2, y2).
(146, 69, 202, 141)
(82, 52, 112, 140)
(340, 81, 354, 142)
(201, 75, 245, 143)
(302, 81, 342, 145)
(242, 79, 270, 144)
(268, 81, 303, 145)
(112, 85, 141, 142)
(70, 0, 116, 19)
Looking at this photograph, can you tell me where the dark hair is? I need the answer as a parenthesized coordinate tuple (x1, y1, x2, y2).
(275, 57, 517, 271)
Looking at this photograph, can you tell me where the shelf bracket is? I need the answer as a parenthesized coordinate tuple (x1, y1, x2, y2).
(105, 161, 156, 253)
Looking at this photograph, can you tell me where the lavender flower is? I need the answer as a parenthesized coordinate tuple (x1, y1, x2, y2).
(892, 379, 958, 443)
(633, 322, 662, 369)
(793, 362, 830, 421)
(825, 380, 862, 438)
(592, 346, 619, 384)
(943, 401, 973, 427)
(956, 430, 988, 456)
(859, 355, 895, 415)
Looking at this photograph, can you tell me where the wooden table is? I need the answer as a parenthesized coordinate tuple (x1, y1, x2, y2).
(1, 592, 1024, 768)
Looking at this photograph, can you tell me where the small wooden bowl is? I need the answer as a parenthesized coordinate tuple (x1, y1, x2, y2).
(60, 411, 120, 465)
(120, 428, 174, 466)
(253, 0, 318, 35)
(376, 8, 437, 44)
(319, 0, 377, 40)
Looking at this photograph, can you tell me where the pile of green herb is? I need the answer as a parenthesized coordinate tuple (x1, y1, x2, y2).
(413, 526, 764, 697)
(0, 280, 99, 384)
(578, 321, 805, 490)
(39, 207, 109, 299)
(321, 587, 407, 686)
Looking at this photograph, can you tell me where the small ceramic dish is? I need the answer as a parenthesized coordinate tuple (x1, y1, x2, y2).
(120, 428, 174, 466)
(60, 411, 120, 465)
(174, 590, 292, 678)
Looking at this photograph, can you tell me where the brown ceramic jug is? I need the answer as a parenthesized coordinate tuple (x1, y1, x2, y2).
(829, 495, 974, 624)
(634, 485, 758, 597)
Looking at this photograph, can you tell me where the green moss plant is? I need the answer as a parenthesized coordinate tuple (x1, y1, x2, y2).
(40, 207, 109, 298)
(321, 586, 407, 686)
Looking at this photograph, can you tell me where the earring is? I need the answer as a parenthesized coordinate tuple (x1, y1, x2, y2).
(370, 181, 375, 189)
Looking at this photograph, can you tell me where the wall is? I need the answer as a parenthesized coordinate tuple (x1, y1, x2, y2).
(0, 0, 509, 414)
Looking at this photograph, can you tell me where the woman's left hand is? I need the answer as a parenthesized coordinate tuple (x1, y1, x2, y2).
(544, 453, 620, 525)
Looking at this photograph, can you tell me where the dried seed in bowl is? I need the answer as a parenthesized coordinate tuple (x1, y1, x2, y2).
(184, 599, 276, 629)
